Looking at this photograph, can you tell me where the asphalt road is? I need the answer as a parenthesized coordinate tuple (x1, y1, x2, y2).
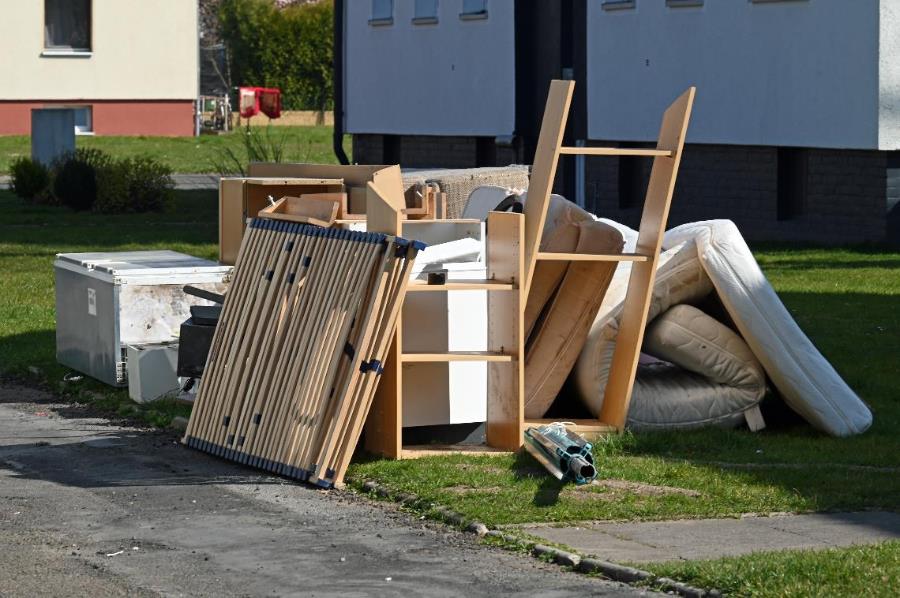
(0, 383, 645, 597)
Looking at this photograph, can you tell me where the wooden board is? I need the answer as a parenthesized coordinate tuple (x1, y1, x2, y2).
(258, 195, 340, 227)
(598, 87, 696, 430)
(521, 80, 574, 298)
(485, 210, 525, 451)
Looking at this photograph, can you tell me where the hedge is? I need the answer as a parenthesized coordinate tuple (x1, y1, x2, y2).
(219, 0, 334, 112)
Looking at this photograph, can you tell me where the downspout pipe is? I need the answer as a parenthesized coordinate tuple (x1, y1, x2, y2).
(333, 0, 350, 165)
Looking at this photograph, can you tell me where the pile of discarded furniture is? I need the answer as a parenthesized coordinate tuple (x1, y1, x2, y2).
(54, 80, 872, 490)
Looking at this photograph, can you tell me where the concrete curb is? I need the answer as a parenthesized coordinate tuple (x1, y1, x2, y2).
(353, 478, 720, 597)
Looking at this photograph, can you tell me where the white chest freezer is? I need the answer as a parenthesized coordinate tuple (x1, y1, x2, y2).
(54, 251, 231, 386)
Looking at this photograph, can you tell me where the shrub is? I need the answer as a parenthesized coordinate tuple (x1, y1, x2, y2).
(53, 154, 98, 211)
(9, 157, 51, 200)
(126, 157, 175, 213)
(219, 0, 334, 111)
(94, 160, 132, 213)
(94, 157, 174, 214)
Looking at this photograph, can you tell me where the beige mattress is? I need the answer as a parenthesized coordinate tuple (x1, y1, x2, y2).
(524, 216, 624, 418)
(574, 219, 872, 436)
(628, 304, 766, 430)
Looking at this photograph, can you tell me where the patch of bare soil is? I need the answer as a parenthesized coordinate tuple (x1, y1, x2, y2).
(563, 479, 701, 502)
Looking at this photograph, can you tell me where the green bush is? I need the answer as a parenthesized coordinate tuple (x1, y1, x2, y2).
(219, 0, 334, 111)
(9, 157, 51, 200)
(94, 160, 132, 213)
(53, 152, 101, 211)
(94, 157, 174, 214)
(126, 157, 175, 213)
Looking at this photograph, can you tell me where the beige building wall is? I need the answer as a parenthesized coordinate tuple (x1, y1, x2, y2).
(0, 0, 198, 101)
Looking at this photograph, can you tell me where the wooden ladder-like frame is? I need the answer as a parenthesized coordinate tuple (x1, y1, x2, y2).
(364, 80, 695, 458)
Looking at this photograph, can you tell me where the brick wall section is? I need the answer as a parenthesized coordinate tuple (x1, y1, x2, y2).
(586, 144, 890, 244)
(887, 153, 900, 243)
(353, 134, 896, 244)
(353, 133, 525, 168)
(800, 149, 887, 244)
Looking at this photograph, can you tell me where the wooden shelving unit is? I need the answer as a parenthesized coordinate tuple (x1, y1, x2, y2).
(363, 79, 695, 458)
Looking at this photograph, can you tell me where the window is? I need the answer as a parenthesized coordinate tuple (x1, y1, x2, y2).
(370, 0, 393, 25)
(667, 0, 703, 6)
(44, 0, 91, 52)
(460, 0, 487, 20)
(413, 0, 438, 23)
(72, 106, 93, 135)
(777, 148, 807, 221)
(601, 0, 636, 10)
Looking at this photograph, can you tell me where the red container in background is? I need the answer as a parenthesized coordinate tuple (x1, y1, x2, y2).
(238, 87, 282, 119)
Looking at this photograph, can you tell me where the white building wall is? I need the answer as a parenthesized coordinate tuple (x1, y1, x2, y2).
(345, 0, 515, 136)
(587, 0, 883, 150)
(0, 0, 198, 101)
(880, 1, 900, 150)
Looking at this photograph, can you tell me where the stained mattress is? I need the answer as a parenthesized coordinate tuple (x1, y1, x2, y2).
(574, 219, 872, 437)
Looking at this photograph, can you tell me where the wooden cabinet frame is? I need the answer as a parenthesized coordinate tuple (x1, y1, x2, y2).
(363, 80, 695, 458)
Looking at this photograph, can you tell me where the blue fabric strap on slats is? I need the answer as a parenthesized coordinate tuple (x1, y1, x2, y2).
(359, 359, 383, 375)
(285, 240, 294, 252)
(253, 413, 261, 425)
(222, 416, 230, 427)
(303, 256, 311, 267)
(343, 342, 355, 360)
(287, 272, 296, 284)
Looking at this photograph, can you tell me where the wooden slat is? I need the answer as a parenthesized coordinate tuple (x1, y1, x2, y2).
(486, 210, 525, 451)
(598, 87, 696, 430)
(535, 252, 649, 263)
(524, 419, 618, 433)
(362, 170, 406, 460)
(401, 351, 515, 363)
(406, 279, 516, 292)
(558, 147, 673, 157)
(400, 445, 512, 459)
(521, 80, 575, 298)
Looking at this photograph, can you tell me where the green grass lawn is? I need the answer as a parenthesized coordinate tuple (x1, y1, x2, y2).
(349, 245, 900, 525)
(1, 188, 898, 593)
(0, 189, 219, 425)
(0, 126, 347, 174)
(640, 541, 900, 597)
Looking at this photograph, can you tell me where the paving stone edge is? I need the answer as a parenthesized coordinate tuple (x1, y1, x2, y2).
(353, 478, 720, 597)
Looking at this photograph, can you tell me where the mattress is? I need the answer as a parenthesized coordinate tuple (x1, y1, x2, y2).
(575, 218, 872, 436)
(524, 218, 623, 418)
(574, 236, 714, 418)
(627, 304, 766, 430)
(664, 220, 872, 436)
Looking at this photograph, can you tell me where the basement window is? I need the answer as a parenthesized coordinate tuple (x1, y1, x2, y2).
(413, 0, 438, 24)
(601, 0, 636, 11)
(460, 0, 487, 20)
(369, 0, 393, 26)
(44, 0, 91, 53)
(72, 106, 93, 135)
(667, 0, 703, 7)
(777, 148, 807, 221)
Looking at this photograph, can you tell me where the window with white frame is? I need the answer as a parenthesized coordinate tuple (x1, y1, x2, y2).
(414, 0, 438, 22)
(371, 0, 393, 23)
(461, 0, 487, 17)
(44, 0, 91, 51)
(72, 106, 93, 135)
